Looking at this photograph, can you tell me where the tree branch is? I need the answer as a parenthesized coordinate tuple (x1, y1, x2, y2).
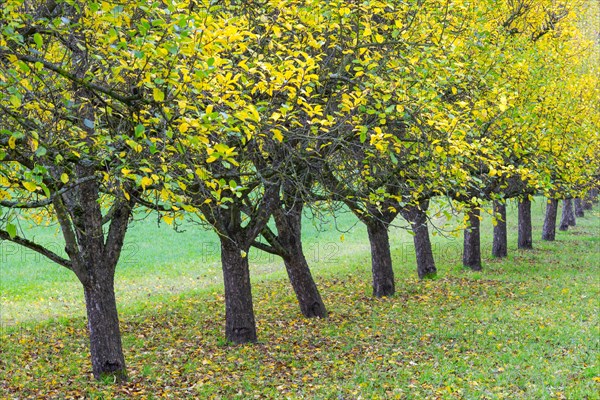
(0, 230, 72, 270)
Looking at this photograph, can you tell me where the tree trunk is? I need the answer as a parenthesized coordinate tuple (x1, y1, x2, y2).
(273, 204, 327, 318)
(83, 273, 127, 382)
(542, 198, 559, 241)
(591, 188, 599, 204)
(574, 198, 584, 218)
(55, 173, 132, 383)
(401, 202, 436, 279)
(518, 198, 533, 249)
(492, 200, 507, 258)
(559, 199, 575, 231)
(583, 191, 594, 210)
(463, 208, 482, 271)
(366, 221, 395, 297)
(220, 238, 257, 344)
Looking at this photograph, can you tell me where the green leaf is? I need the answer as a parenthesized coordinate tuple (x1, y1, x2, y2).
(33, 33, 43, 48)
(6, 223, 17, 239)
(359, 126, 368, 143)
(135, 124, 145, 137)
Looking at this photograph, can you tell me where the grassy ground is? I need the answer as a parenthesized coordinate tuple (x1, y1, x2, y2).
(0, 198, 598, 399)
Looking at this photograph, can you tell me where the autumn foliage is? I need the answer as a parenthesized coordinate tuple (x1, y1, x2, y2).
(1, 0, 598, 385)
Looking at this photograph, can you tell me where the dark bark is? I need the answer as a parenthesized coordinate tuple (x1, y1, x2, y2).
(517, 198, 533, 249)
(559, 198, 575, 231)
(366, 221, 395, 297)
(591, 188, 599, 204)
(55, 173, 132, 382)
(574, 198, 585, 218)
(492, 200, 507, 258)
(273, 203, 327, 318)
(463, 208, 482, 271)
(203, 182, 280, 345)
(583, 191, 594, 210)
(542, 198, 559, 241)
(84, 273, 127, 382)
(401, 201, 436, 279)
(220, 237, 257, 344)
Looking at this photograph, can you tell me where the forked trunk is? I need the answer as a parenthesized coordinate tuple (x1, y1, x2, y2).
(559, 199, 575, 230)
(492, 200, 507, 258)
(574, 198, 584, 218)
(83, 272, 127, 382)
(274, 204, 327, 318)
(220, 238, 257, 344)
(517, 198, 533, 249)
(55, 174, 132, 383)
(542, 198, 559, 241)
(401, 202, 436, 279)
(366, 221, 395, 297)
(463, 208, 482, 271)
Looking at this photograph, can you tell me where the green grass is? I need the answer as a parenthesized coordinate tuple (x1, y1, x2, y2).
(1, 198, 599, 399)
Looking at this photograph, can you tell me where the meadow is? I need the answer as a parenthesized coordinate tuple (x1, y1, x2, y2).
(0, 198, 598, 399)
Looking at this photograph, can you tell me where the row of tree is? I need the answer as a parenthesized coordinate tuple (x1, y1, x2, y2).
(1, 0, 598, 382)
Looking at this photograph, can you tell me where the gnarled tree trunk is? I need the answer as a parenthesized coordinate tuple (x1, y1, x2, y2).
(366, 220, 395, 297)
(492, 200, 507, 258)
(542, 198, 559, 241)
(401, 201, 436, 279)
(518, 198, 533, 249)
(463, 208, 482, 271)
(220, 237, 257, 344)
(574, 198, 585, 218)
(559, 199, 575, 230)
(273, 203, 327, 318)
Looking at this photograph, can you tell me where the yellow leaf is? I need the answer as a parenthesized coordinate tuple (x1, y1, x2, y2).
(163, 215, 174, 225)
(153, 88, 165, 102)
(123, 191, 130, 201)
(179, 122, 189, 133)
(61, 173, 69, 184)
(273, 129, 283, 142)
(23, 181, 37, 192)
(499, 95, 508, 112)
(206, 156, 218, 163)
(195, 167, 208, 180)
(8, 136, 16, 149)
(141, 176, 153, 190)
